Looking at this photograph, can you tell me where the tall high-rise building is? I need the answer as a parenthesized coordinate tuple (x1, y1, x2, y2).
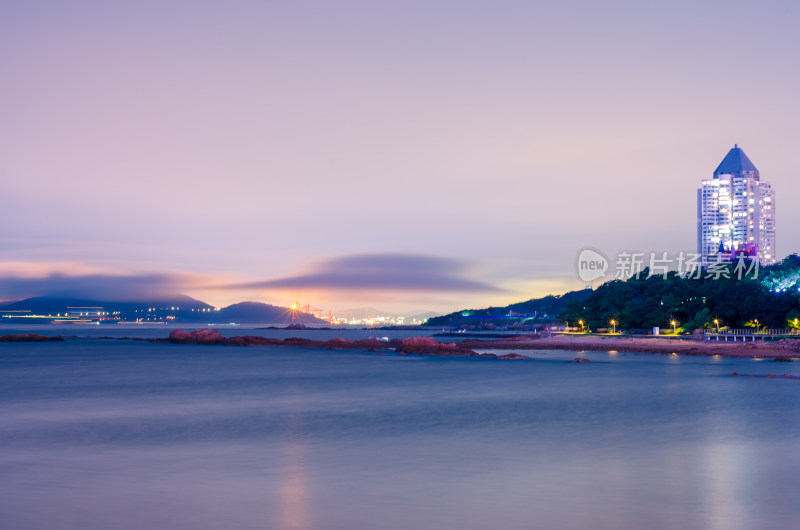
(697, 145, 776, 266)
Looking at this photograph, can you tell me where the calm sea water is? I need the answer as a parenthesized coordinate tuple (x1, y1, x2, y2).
(1, 327, 799, 530)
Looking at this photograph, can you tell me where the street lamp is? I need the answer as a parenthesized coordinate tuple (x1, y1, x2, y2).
(714, 319, 719, 333)
(610, 319, 616, 334)
(754, 319, 759, 331)
(579, 319, 585, 333)
(671, 320, 677, 335)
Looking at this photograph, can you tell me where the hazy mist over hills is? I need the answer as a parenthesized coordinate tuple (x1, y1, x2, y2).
(0, 296, 327, 326)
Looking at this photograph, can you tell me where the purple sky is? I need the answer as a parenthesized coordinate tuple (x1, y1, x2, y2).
(2, 1, 799, 313)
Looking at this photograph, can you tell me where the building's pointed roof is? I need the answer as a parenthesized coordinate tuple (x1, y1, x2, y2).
(714, 144, 759, 178)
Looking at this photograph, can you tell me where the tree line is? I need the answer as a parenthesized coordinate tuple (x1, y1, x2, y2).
(558, 255, 800, 332)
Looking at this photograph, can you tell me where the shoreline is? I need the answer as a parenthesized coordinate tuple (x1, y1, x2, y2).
(3, 330, 799, 360)
(459, 334, 800, 359)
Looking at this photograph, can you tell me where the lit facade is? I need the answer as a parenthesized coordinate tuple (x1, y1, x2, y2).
(697, 145, 776, 266)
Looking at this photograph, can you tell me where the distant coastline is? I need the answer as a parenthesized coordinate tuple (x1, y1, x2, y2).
(459, 334, 800, 359)
(3, 330, 799, 360)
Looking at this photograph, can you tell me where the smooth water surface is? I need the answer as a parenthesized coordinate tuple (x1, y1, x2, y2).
(1, 333, 798, 529)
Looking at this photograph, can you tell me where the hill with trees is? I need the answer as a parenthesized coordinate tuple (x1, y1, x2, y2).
(558, 255, 800, 331)
(424, 289, 592, 329)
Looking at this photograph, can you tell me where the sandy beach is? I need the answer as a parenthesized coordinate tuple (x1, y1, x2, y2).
(460, 334, 800, 359)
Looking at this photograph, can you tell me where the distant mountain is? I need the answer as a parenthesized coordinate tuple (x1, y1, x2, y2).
(406, 311, 439, 322)
(340, 307, 437, 321)
(216, 302, 326, 325)
(424, 289, 593, 328)
(0, 296, 326, 326)
(0, 295, 210, 313)
(340, 307, 392, 319)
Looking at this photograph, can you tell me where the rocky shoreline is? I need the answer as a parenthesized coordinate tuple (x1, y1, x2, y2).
(2, 330, 798, 361)
(163, 329, 528, 359)
(0, 334, 65, 342)
(163, 329, 799, 360)
(460, 334, 800, 359)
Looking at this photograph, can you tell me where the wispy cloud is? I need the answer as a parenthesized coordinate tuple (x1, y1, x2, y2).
(224, 253, 503, 293)
(0, 253, 503, 305)
(0, 272, 195, 301)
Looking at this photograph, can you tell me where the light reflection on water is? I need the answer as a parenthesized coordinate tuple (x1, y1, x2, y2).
(279, 393, 310, 530)
(0, 335, 798, 530)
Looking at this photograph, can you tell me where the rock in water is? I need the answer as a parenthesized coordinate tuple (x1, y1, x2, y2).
(168, 329, 192, 342)
(169, 329, 225, 344)
(498, 353, 529, 360)
(572, 357, 591, 363)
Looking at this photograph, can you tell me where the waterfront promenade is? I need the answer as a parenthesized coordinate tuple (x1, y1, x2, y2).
(703, 329, 800, 342)
(462, 333, 800, 359)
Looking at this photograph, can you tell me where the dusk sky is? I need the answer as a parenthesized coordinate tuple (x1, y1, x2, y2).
(2, 0, 799, 313)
